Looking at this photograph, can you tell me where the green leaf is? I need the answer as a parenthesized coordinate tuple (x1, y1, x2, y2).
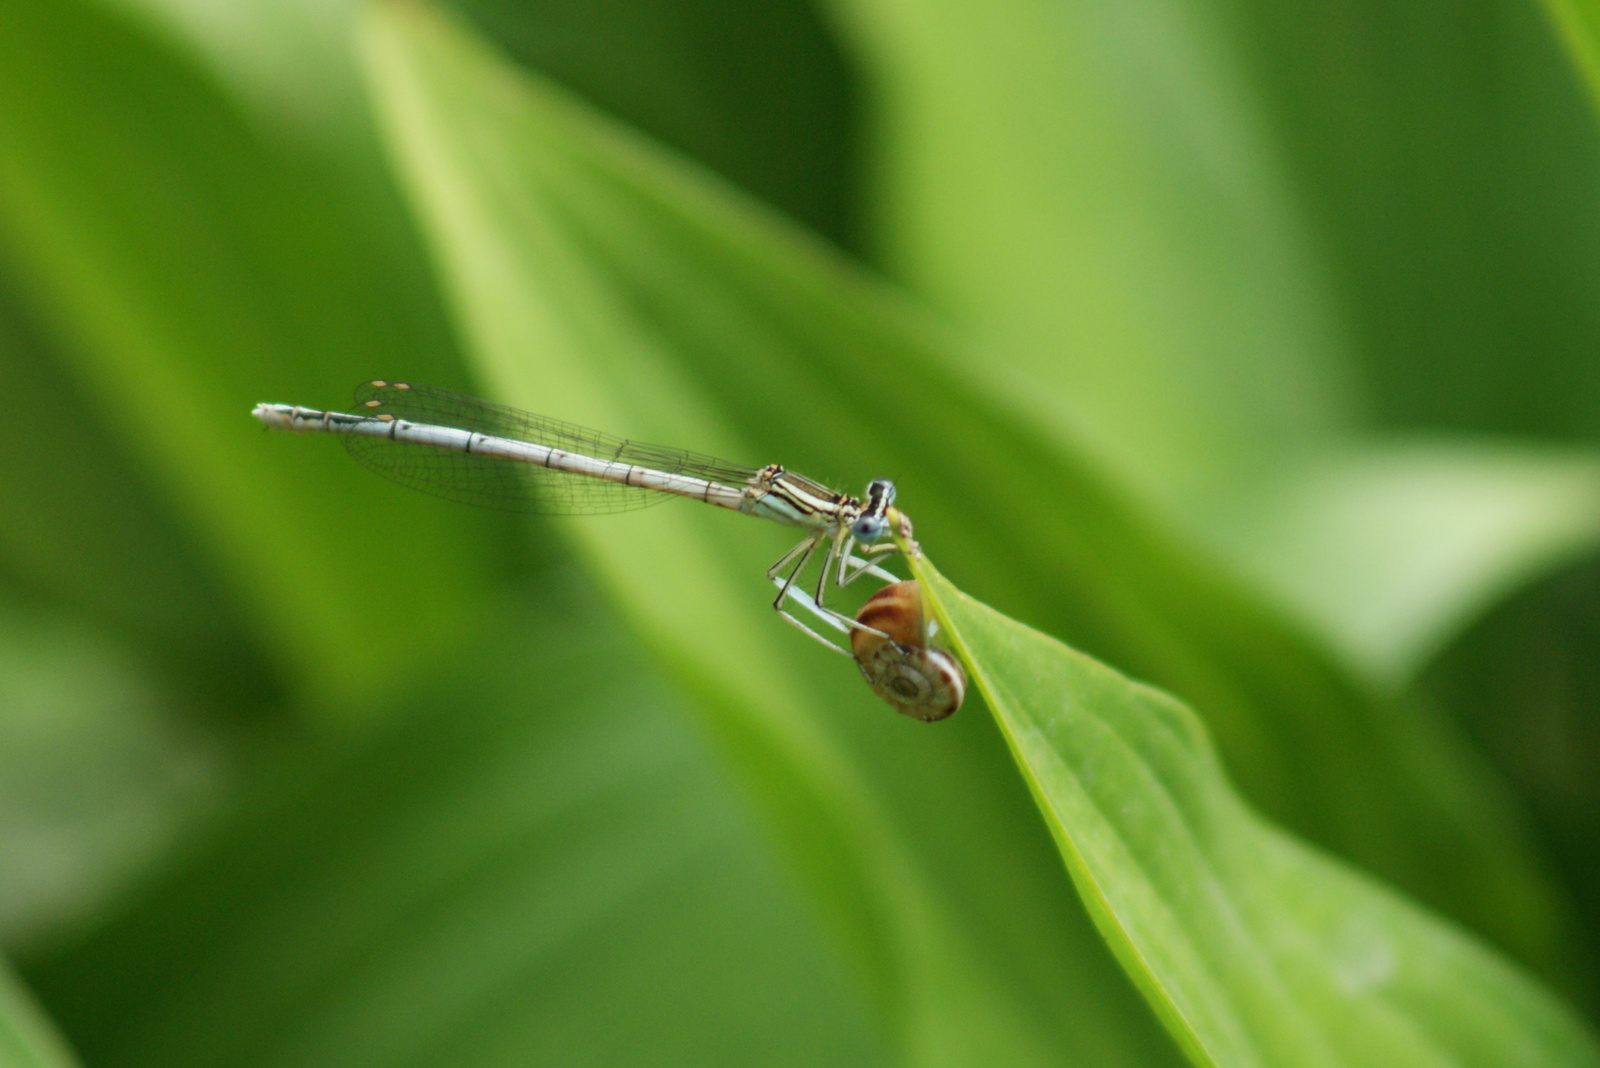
(25, 592, 890, 1068)
(907, 549, 1600, 1068)
(0, 959, 78, 1068)
(361, 0, 1574, 997)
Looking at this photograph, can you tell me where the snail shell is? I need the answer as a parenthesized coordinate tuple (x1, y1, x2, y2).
(851, 581, 966, 722)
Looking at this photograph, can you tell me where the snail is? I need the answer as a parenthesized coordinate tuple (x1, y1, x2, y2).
(851, 580, 966, 722)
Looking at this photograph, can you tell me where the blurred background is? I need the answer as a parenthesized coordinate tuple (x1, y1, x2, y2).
(2, 0, 1600, 1064)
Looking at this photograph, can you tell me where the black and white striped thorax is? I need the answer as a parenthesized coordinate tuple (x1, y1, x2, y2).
(743, 465, 896, 541)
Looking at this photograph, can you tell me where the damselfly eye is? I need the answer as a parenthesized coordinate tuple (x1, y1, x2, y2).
(851, 580, 965, 722)
(851, 479, 896, 541)
(852, 514, 888, 541)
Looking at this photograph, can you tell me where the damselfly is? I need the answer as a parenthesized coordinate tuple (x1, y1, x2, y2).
(253, 381, 902, 650)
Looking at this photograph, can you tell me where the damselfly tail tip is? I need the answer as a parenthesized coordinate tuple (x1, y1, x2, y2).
(252, 402, 295, 429)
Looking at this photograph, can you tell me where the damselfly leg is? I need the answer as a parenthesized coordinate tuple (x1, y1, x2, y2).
(836, 536, 900, 586)
(768, 531, 900, 653)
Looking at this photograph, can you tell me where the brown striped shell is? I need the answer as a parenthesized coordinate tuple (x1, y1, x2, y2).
(851, 581, 966, 722)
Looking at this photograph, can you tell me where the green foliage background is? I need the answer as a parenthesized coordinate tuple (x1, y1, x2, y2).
(1, 0, 1599, 1064)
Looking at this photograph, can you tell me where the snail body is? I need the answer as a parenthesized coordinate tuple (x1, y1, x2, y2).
(851, 581, 966, 722)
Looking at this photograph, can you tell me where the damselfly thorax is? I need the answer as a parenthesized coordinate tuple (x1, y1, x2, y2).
(253, 381, 901, 650)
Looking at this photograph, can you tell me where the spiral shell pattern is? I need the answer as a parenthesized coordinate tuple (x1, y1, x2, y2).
(851, 581, 966, 722)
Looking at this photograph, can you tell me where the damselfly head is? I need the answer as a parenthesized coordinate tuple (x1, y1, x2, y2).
(851, 479, 897, 541)
(851, 580, 965, 722)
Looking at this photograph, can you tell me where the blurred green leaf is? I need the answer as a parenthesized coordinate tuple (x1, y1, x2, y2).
(362, 0, 1577, 1026)
(97, 0, 859, 251)
(909, 550, 1600, 1068)
(827, 0, 1356, 502)
(0, 270, 271, 700)
(0, 959, 78, 1068)
(92, 0, 370, 151)
(0, 0, 519, 711)
(439, 0, 859, 250)
(1235, 0, 1600, 445)
(1422, 557, 1600, 1009)
(1188, 438, 1600, 685)
(826, 0, 1600, 686)
(0, 596, 225, 953)
(25, 591, 890, 1068)
(1546, 0, 1600, 105)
